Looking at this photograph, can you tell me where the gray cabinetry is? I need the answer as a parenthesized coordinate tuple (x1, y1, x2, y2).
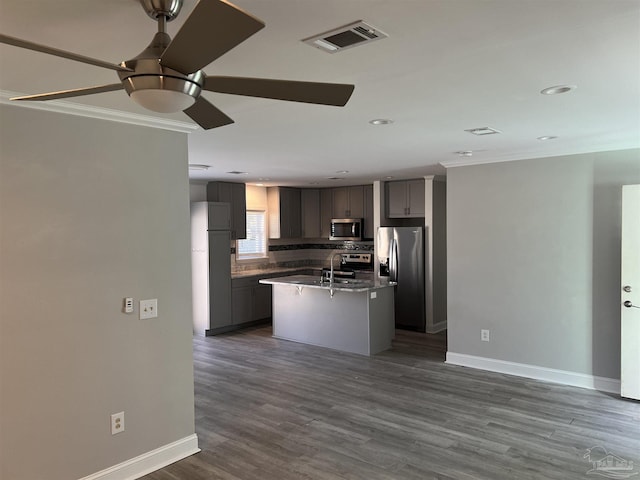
(206, 181, 247, 239)
(231, 285, 253, 325)
(386, 179, 425, 218)
(231, 277, 272, 325)
(301, 188, 321, 238)
(320, 188, 333, 239)
(253, 284, 273, 320)
(267, 187, 302, 238)
(207, 230, 232, 329)
(191, 202, 232, 336)
(363, 184, 374, 239)
(332, 186, 364, 218)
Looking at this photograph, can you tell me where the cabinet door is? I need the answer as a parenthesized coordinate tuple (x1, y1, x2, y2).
(320, 188, 333, 239)
(252, 284, 272, 321)
(302, 189, 320, 238)
(232, 285, 253, 325)
(332, 187, 350, 218)
(208, 231, 232, 329)
(406, 179, 425, 217)
(363, 184, 374, 239)
(280, 188, 301, 238)
(386, 181, 408, 217)
(231, 183, 247, 239)
(347, 186, 364, 218)
(288, 188, 302, 238)
(207, 181, 246, 239)
(207, 202, 231, 231)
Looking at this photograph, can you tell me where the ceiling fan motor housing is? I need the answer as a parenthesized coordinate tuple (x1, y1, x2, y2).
(140, 0, 183, 21)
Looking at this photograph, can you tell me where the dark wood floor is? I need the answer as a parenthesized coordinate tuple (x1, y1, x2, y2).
(143, 326, 640, 480)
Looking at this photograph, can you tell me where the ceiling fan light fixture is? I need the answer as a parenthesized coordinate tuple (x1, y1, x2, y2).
(130, 89, 196, 113)
(122, 71, 203, 113)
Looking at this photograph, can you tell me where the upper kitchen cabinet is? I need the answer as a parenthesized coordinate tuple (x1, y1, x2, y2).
(332, 186, 364, 219)
(363, 184, 374, 239)
(206, 181, 247, 239)
(386, 179, 425, 218)
(301, 188, 321, 239)
(320, 189, 333, 239)
(267, 187, 302, 239)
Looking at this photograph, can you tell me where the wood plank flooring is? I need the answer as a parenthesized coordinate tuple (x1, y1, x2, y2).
(142, 326, 640, 480)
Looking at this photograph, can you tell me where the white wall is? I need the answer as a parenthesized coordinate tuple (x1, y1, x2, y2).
(0, 106, 196, 480)
(446, 149, 640, 384)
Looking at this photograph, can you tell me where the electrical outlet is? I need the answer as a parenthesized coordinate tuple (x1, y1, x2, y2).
(111, 411, 125, 435)
(139, 299, 158, 319)
(481, 329, 490, 342)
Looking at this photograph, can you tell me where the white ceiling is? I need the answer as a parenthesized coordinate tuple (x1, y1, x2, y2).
(1, 0, 639, 187)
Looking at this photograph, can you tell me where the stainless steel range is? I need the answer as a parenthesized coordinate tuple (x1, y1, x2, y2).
(322, 252, 373, 281)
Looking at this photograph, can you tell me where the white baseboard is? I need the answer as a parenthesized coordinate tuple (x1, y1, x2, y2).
(446, 352, 620, 394)
(79, 434, 200, 480)
(426, 321, 447, 333)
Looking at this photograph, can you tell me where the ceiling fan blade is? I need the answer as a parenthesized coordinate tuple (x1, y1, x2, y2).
(11, 84, 125, 102)
(0, 34, 132, 73)
(183, 96, 234, 130)
(203, 76, 355, 106)
(160, 0, 265, 74)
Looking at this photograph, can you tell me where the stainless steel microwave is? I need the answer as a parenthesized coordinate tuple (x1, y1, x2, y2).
(330, 218, 362, 241)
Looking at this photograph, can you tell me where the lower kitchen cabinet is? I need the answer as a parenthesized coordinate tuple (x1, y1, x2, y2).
(253, 284, 273, 320)
(231, 286, 253, 325)
(231, 277, 273, 326)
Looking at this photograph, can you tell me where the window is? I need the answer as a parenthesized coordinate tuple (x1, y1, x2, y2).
(236, 210, 267, 260)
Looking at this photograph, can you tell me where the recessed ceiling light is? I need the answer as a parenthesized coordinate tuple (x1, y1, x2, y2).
(336, 170, 349, 174)
(385, 176, 394, 179)
(309, 181, 319, 185)
(537, 135, 558, 141)
(540, 85, 576, 95)
(189, 164, 210, 170)
(465, 127, 501, 136)
(227, 171, 249, 175)
(455, 151, 473, 157)
(369, 119, 393, 125)
(258, 177, 270, 181)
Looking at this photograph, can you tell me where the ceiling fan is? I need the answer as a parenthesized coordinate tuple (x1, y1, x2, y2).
(0, 0, 355, 129)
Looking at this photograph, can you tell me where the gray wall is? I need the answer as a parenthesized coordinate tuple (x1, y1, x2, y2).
(0, 106, 196, 480)
(447, 149, 640, 379)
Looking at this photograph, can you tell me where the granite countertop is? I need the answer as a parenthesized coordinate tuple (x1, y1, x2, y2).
(259, 274, 396, 293)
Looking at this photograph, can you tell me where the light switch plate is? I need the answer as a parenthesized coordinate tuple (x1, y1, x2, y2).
(140, 299, 158, 319)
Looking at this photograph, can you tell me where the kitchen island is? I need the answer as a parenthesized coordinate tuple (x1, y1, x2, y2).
(259, 275, 396, 356)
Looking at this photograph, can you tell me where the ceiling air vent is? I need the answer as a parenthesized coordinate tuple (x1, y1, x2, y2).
(302, 21, 388, 53)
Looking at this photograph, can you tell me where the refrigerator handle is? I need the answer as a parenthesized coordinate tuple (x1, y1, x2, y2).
(389, 238, 398, 282)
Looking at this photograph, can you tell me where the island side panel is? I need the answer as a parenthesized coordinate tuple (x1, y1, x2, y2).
(272, 285, 371, 355)
(367, 287, 395, 355)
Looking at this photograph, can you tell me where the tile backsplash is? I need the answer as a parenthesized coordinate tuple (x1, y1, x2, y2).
(231, 241, 373, 273)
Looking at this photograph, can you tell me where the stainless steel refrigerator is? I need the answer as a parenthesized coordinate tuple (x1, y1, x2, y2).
(376, 226, 425, 331)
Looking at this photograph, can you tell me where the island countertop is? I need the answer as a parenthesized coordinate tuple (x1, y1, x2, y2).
(259, 274, 396, 293)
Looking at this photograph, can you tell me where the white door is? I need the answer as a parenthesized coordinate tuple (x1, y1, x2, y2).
(621, 184, 640, 400)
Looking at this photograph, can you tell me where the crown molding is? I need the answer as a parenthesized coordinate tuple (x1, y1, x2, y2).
(0, 90, 199, 133)
(439, 157, 517, 168)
